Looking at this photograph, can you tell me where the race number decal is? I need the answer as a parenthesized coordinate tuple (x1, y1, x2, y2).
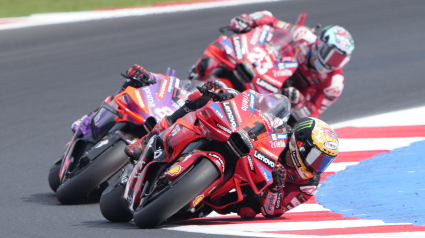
(154, 106, 174, 118)
(247, 46, 274, 75)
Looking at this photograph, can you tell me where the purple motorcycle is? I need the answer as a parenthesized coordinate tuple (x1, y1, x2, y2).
(48, 70, 200, 204)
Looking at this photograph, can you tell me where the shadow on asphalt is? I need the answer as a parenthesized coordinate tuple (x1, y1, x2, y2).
(76, 220, 142, 230)
(21, 192, 100, 206)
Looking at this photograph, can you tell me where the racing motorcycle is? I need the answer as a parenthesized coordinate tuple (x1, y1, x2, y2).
(99, 88, 291, 228)
(190, 24, 300, 94)
(48, 70, 198, 204)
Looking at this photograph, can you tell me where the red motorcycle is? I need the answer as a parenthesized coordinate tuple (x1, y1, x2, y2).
(99, 88, 291, 228)
(190, 24, 299, 94)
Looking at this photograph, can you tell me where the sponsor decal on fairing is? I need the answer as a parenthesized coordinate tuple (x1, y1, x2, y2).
(250, 28, 262, 45)
(247, 155, 255, 171)
(276, 62, 298, 70)
(216, 122, 232, 134)
(208, 153, 225, 172)
(134, 90, 146, 109)
(220, 38, 234, 55)
(210, 103, 226, 121)
(260, 146, 279, 160)
(269, 133, 287, 141)
(157, 78, 168, 101)
(258, 164, 272, 182)
(272, 69, 293, 78)
(141, 87, 156, 107)
(233, 36, 243, 60)
(167, 165, 182, 176)
(222, 102, 238, 128)
(231, 100, 242, 123)
(254, 149, 275, 169)
(193, 195, 204, 207)
(241, 92, 249, 111)
(256, 78, 279, 93)
(269, 140, 286, 149)
(167, 76, 175, 94)
(174, 78, 181, 88)
(258, 25, 270, 46)
(249, 90, 256, 114)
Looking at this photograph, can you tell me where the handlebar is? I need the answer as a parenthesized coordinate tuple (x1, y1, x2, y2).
(196, 86, 225, 101)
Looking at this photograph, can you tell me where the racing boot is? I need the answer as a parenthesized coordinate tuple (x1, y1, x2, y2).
(124, 116, 172, 162)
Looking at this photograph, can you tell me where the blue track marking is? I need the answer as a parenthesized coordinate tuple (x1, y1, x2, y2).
(316, 140, 425, 226)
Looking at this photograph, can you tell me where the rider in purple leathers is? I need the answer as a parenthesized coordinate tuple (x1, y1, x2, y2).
(70, 65, 160, 136)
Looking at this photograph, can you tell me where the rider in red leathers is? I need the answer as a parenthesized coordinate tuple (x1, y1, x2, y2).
(197, 11, 355, 124)
(124, 66, 340, 220)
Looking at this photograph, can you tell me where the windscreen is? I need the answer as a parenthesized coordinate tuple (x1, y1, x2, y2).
(255, 92, 291, 129)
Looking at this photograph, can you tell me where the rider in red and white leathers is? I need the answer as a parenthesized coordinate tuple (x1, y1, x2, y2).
(218, 117, 339, 219)
(228, 11, 355, 122)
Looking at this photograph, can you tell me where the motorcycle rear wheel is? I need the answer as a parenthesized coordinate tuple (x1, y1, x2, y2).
(56, 141, 129, 204)
(133, 158, 220, 228)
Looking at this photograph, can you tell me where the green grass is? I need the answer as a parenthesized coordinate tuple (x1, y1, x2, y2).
(0, 0, 208, 18)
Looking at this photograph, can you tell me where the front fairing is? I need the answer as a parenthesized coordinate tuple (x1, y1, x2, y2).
(114, 77, 193, 125)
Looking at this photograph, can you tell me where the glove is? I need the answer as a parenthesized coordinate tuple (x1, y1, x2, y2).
(282, 87, 303, 105)
(126, 64, 150, 80)
(260, 163, 286, 218)
(122, 64, 157, 89)
(229, 14, 253, 33)
(196, 81, 223, 101)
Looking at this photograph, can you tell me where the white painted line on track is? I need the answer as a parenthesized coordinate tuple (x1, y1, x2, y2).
(339, 137, 425, 152)
(331, 106, 425, 129)
(0, 0, 284, 31)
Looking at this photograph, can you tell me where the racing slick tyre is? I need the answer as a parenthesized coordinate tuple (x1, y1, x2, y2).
(48, 160, 62, 192)
(56, 141, 129, 204)
(133, 158, 220, 228)
(100, 165, 133, 222)
(48, 142, 70, 192)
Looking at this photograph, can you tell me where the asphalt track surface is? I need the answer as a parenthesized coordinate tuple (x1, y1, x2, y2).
(0, 0, 425, 237)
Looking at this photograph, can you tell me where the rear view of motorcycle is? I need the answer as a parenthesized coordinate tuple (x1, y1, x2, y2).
(100, 88, 291, 228)
(48, 73, 197, 204)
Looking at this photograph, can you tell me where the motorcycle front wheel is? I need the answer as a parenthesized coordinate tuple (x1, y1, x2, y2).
(133, 158, 220, 228)
(48, 160, 62, 192)
(48, 142, 70, 192)
(56, 140, 129, 204)
(100, 164, 134, 222)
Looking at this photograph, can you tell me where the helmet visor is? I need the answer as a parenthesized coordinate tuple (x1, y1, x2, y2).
(317, 39, 351, 70)
(304, 147, 336, 174)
